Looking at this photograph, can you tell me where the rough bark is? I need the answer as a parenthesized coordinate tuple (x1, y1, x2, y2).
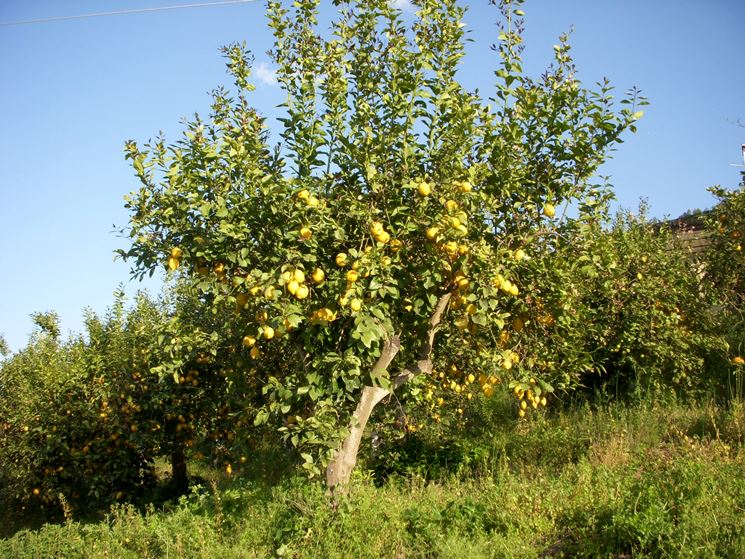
(326, 293, 452, 495)
(326, 336, 401, 491)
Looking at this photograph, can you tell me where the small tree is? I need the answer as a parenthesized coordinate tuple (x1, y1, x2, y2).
(121, 0, 640, 492)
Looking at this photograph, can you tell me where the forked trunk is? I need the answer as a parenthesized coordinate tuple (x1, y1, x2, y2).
(326, 293, 452, 496)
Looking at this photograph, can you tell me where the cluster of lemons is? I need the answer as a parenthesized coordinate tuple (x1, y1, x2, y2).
(238, 215, 400, 358)
(422, 181, 474, 262)
(296, 188, 320, 208)
(174, 369, 201, 386)
(426, 364, 503, 405)
(492, 273, 519, 297)
(513, 379, 547, 418)
(167, 247, 183, 271)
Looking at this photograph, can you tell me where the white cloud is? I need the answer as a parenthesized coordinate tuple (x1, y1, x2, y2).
(255, 62, 278, 86)
(389, 0, 415, 12)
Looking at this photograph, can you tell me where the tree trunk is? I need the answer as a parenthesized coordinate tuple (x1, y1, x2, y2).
(166, 418, 188, 494)
(171, 442, 188, 493)
(326, 293, 452, 496)
(326, 338, 400, 492)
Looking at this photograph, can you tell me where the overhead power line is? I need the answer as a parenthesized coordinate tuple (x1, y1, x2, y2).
(0, 0, 259, 27)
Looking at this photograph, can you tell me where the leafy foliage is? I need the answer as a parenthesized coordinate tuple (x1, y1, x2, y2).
(119, 0, 639, 472)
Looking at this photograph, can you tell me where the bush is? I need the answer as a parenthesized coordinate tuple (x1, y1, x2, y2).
(0, 296, 164, 518)
(519, 198, 726, 401)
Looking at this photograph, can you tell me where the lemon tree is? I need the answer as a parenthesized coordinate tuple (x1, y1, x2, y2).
(120, 0, 639, 492)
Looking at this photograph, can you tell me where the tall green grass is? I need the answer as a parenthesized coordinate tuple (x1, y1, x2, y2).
(3, 399, 744, 558)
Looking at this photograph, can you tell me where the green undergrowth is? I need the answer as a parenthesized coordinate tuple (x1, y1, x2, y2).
(3, 399, 745, 559)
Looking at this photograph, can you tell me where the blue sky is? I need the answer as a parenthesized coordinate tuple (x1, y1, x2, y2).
(1, 0, 743, 352)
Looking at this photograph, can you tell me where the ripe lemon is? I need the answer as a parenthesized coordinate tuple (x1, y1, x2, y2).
(543, 203, 556, 218)
(350, 298, 362, 312)
(287, 280, 300, 295)
(335, 253, 348, 267)
(299, 226, 312, 240)
(426, 226, 440, 240)
(167, 257, 180, 271)
(311, 268, 325, 283)
(293, 269, 305, 283)
(375, 231, 391, 244)
(346, 270, 359, 283)
(170, 247, 183, 259)
(295, 285, 310, 299)
(242, 335, 256, 348)
(262, 326, 275, 340)
(417, 181, 431, 196)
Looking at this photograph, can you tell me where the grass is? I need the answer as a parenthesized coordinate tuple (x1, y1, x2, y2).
(2, 398, 745, 558)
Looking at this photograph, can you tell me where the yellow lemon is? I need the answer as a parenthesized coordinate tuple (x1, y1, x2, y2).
(350, 298, 362, 312)
(300, 226, 312, 240)
(543, 203, 556, 218)
(242, 335, 256, 348)
(335, 253, 348, 267)
(312, 268, 325, 283)
(287, 280, 300, 295)
(375, 231, 391, 244)
(295, 285, 310, 299)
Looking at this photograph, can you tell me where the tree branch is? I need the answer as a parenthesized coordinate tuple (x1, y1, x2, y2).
(393, 291, 452, 388)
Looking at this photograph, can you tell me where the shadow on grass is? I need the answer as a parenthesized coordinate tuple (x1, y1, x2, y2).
(0, 441, 299, 540)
